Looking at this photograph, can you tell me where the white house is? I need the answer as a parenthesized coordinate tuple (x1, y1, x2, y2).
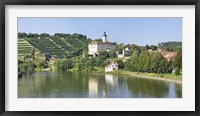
(117, 47, 131, 61)
(105, 61, 118, 72)
(88, 32, 116, 56)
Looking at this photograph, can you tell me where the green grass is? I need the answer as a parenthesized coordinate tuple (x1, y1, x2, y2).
(69, 66, 104, 73)
(108, 70, 182, 82)
(134, 72, 182, 81)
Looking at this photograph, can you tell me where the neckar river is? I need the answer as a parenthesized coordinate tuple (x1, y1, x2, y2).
(18, 71, 182, 98)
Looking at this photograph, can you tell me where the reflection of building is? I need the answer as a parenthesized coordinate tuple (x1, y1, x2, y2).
(105, 74, 118, 87)
(105, 61, 118, 72)
(89, 77, 98, 97)
(88, 74, 121, 98)
(88, 32, 116, 56)
(168, 83, 176, 98)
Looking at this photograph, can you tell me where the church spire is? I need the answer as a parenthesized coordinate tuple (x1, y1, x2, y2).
(102, 32, 107, 43)
(104, 32, 107, 37)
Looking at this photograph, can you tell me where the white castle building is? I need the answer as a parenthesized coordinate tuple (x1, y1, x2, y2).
(88, 32, 116, 56)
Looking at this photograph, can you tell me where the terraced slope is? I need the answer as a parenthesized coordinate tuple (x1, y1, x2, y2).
(50, 37, 72, 51)
(18, 33, 91, 59)
(25, 38, 66, 58)
(18, 39, 34, 58)
(66, 37, 83, 46)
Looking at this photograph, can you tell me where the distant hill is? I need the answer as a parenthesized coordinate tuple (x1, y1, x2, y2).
(18, 33, 91, 59)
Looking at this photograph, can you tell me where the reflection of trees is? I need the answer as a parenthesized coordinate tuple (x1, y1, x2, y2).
(19, 72, 90, 98)
(41, 71, 89, 97)
(18, 75, 35, 97)
(18, 72, 182, 98)
(126, 77, 169, 98)
(175, 84, 182, 98)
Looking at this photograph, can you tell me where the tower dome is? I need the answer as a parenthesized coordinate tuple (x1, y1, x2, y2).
(102, 32, 107, 43)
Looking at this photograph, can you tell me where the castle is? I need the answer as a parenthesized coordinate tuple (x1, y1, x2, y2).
(88, 32, 116, 56)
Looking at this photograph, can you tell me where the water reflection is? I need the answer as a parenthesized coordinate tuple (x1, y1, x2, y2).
(89, 77, 98, 98)
(18, 72, 182, 98)
(126, 77, 180, 98)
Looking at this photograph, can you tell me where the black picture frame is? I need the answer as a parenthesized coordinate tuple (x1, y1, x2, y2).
(0, 0, 199, 115)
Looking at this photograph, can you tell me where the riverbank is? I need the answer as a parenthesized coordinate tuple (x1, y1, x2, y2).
(108, 70, 182, 84)
(35, 68, 182, 84)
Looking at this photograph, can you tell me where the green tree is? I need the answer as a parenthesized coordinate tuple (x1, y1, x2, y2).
(173, 51, 182, 75)
(150, 45, 157, 50)
(145, 45, 150, 50)
(18, 32, 27, 38)
(140, 51, 151, 72)
(99, 51, 109, 59)
(109, 50, 117, 58)
(114, 59, 125, 69)
(125, 49, 140, 71)
(40, 33, 50, 38)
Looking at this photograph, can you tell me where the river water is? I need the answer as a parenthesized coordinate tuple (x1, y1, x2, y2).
(18, 71, 182, 98)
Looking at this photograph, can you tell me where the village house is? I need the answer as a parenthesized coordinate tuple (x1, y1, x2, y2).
(117, 46, 131, 62)
(117, 47, 131, 58)
(160, 51, 177, 61)
(105, 61, 118, 72)
(48, 57, 56, 65)
(88, 32, 116, 57)
(148, 49, 177, 61)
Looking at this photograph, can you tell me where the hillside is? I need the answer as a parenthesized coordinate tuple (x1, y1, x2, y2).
(18, 38, 34, 58)
(18, 33, 91, 59)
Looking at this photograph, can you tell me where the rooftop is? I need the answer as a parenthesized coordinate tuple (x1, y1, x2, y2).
(161, 51, 177, 60)
(89, 41, 115, 45)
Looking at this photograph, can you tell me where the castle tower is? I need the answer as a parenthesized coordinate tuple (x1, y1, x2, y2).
(102, 32, 107, 43)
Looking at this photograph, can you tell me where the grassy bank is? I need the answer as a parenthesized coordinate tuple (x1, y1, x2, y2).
(69, 67, 105, 73)
(37, 66, 182, 83)
(108, 70, 182, 83)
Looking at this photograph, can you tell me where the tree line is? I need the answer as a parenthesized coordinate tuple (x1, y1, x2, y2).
(18, 32, 88, 40)
(126, 50, 182, 75)
(53, 47, 182, 75)
(158, 41, 182, 52)
(54, 50, 117, 72)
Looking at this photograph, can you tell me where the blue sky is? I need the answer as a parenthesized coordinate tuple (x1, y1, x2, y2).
(18, 17, 182, 46)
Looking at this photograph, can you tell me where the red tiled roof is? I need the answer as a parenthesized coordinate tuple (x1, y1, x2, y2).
(147, 49, 177, 60)
(160, 51, 177, 60)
